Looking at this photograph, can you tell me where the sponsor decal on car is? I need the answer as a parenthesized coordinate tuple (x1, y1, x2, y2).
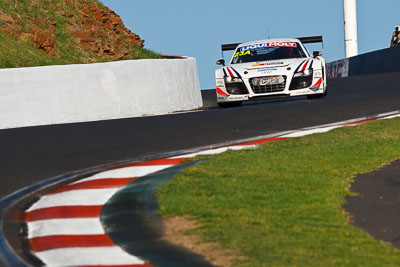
(217, 87, 229, 96)
(216, 79, 225, 86)
(310, 78, 322, 89)
(233, 50, 251, 58)
(224, 67, 242, 78)
(257, 68, 278, 73)
(291, 88, 314, 96)
(229, 96, 245, 100)
(252, 62, 284, 67)
(257, 68, 278, 74)
(314, 70, 322, 78)
(294, 60, 307, 73)
(240, 42, 297, 51)
(301, 59, 311, 71)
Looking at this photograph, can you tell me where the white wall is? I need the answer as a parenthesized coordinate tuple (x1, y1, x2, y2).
(0, 57, 202, 129)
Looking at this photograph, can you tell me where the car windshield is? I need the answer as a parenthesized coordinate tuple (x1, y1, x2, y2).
(231, 42, 306, 64)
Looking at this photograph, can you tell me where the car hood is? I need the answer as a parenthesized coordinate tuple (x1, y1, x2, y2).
(228, 58, 308, 73)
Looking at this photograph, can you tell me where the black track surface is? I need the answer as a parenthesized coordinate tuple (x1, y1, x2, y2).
(1, 71, 400, 266)
(345, 160, 400, 249)
(1, 72, 400, 200)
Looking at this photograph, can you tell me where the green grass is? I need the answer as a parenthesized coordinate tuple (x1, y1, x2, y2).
(0, 31, 61, 68)
(157, 118, 400, 266)
(129, 46, 163, 60)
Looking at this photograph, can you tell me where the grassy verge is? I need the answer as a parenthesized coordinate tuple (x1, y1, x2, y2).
(128, 46, 163, 60)
(0, 31, 60, 68)
(0, 30, 162, 68)
(157, 118, 400, 266)
(0, 0, 95, 67)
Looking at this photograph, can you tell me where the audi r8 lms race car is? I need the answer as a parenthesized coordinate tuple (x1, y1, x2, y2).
(215, 36, 327, 107)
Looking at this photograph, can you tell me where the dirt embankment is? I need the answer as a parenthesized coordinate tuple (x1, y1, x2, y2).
(0, 0, 144, 62)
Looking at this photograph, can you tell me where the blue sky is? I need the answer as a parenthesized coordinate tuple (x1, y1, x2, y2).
(101, 0, 400, 89)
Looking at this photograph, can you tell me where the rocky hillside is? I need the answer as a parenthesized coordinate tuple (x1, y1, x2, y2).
(0, 0, 160, 68)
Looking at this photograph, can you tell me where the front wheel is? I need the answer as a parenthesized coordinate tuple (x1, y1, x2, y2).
(217, 101, 242, 108)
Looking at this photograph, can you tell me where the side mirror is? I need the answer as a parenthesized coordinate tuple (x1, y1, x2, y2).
(216, 59, 225, 66)
(313, 51, 322, 58)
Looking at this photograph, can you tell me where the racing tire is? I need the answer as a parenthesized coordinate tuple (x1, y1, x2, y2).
(217, 101, 242, 108)
(307, 87, 328, 100)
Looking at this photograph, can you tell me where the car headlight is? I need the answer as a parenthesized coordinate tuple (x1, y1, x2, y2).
(225, 76, 242, 83)
(293, 69, 313, 78)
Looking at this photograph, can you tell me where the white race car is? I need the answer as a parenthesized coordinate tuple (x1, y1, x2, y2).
(215, 36, 327, 107)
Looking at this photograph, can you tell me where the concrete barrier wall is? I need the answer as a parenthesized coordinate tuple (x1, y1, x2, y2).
(0, 57, 202, 129)
(327, 46, 400, 79)
(326, 58, 349, 79)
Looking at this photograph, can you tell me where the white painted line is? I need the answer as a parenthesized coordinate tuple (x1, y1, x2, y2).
(384, 114, 400, 120)
(170, 147, 230, 159)
(170, 145, 257, 159)
(281, 125, 343, 138)
(228, 145, 258, 150)
(35, 246, 145, 266)
(28, 218, 104, 238)
(27, 189, 120, 211)
(74, 165, 172, 184)
(168, 109, 203, 115)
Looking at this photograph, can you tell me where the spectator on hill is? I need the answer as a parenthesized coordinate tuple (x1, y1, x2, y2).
(390, 25, 400, 47)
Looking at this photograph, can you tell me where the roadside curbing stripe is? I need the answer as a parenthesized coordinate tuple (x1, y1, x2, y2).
(34, 247, 149, 266)
(24, 164, 179, 266)
(27, 189, 121, 211)
(74, 165, 173, 184)
(233, 137, 290, 146)
(28, 218, 105, 238)
(50, 178, 137, 194)
(30, 234, 115, 252)
(26, 206, 103, 222)
(8, 111, 399, 266)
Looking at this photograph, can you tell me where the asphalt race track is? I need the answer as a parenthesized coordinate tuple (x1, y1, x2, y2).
(2, 72, 400, 200)
(0, 71, 400, 265)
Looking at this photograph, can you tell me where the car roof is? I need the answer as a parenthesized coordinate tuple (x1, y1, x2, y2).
(237, 38, 301, 47)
